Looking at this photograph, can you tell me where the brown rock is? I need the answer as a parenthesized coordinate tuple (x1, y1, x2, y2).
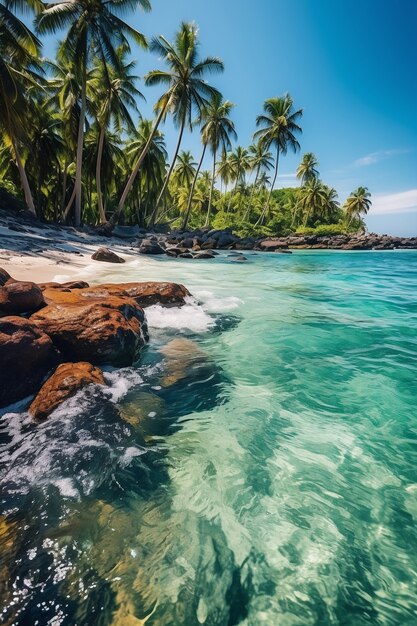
(0, 316, 59, 407)
(259, 239, 288, 250)
(31, 297, 148, 366)
(91, 247, 125, 263)
(0, 281, 45, 315)
(43, 281, 191, 308)
(29, 362, 105, 421)
(38, 280, 90, 291)
(0, 268, 11, 286)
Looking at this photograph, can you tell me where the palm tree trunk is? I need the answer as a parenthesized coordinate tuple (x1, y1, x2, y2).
(114, 104, 167, 224)
(12, 139, 36, 216)
(74, 59, 87, 227)
(149, 116, 186, 228)
(95, 125, 107, 224)
(182, 143, 207, 231)
(244, 165, 260, 221)
(255, 147, 279, 227)
(205, 148, 217, 227)
(60, 160, 68, 216)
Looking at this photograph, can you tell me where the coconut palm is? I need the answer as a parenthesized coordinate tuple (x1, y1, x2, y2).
(253, 94, 302, 226)
(199, 95, 236, 226)
(89, 47, 142, 223)
(0, 0, 43, 215)
(297, 178, 329, 226)
(116, 22, 224, 225)
(296, 152, 319, 185)
(173, 151, 197, 189)
(321, 185, 340, 222)
(124, 119, 167, 225)
(244, 142, 273, 220)
(37, 0, 149, 226)
(181, 124, 208, 231)
(344, 186, 372, 228)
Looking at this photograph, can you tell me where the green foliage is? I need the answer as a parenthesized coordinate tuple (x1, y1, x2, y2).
(0, 4, 371, 234)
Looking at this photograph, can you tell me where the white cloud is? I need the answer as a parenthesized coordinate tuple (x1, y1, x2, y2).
(371, 189, 417, 215)
(353, 149, 408, 168)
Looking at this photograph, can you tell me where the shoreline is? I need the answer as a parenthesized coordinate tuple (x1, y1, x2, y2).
(1, 209, 416, 285)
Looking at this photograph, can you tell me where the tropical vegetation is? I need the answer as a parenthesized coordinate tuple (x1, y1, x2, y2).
(0, 0, 371, 235)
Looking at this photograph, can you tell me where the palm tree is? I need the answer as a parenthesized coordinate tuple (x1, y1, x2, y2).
(229, 146, 250, 194)
(0, 0, 43, 215)
(37, 0, 149, 226)
(297, 178, 328, 226)
(296, 152, 319, 185)
(116, 22, 224, 226)
(90, 47, 142, 223)
(181, 123, 208, 231)
(244, 142, 273, 220)
(321, 185, 340, 223)
(253, 94, 302, 226)
(173, 150, 197, 189)
(344, 186, 372, 229)
(124, 119, 167, 225)
(199, 94, 236, 226)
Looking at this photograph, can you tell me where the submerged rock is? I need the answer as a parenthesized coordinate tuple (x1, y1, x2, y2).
(29, 361, 106, 421)
(0, 316, 59, 407)
(91, 247, 125, 263)
(230, 255, 247, 262)
(31, 296, 148, 366)
(0, 280, 45, 315)
(193, 251, 215, 259)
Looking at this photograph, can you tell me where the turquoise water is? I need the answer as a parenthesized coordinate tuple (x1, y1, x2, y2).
(1, 250, 417, 625)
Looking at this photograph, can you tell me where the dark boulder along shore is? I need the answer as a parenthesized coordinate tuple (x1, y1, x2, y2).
(0, 268, 192, 413)
(103, 226, 417, 260)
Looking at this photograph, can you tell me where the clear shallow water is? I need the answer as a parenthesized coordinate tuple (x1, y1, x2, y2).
(1, 250, 417, 626)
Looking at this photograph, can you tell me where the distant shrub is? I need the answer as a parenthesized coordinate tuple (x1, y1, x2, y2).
(295, 223, 349, 237)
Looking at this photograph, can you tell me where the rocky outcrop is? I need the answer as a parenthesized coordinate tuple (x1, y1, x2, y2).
(138, 238, 165, 255)
(38, 280, 90, 291)
(257, 233, 417, 251)
(42, 281, 191, 309)
(0, 268, 11, 286)
(0, 280, 45, 315)
(91, 247, 125, 263)
(31, 296, 148, 366)
(0, 316, 59, 407)
(29, 361, 106, 421)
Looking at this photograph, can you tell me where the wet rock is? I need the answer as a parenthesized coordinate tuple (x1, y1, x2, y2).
(43, 281, 190, 308)
(0, 280, 45, 315)
(31, 296, 148, 366)
(138, 239, 165, 255)
(0, 316, 59, 407)
(179, 252, 193, 258)
(112, 225, 140, 239)
(193, 251, 215, 259)
(201, 238, 217, 250)
(230, 255, 247, 262)
(259, 239, 289, 250)
(38, 280, 90, 291)
(29, 361, 106, 421)
(91, 247, 125, 263)
(0, 268, 11, 286)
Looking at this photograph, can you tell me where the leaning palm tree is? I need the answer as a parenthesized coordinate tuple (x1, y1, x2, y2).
(253, 94, 302, 226)
(116, 22, 224, 226)
(344, 186, 372, 229)
(296, 152, 319, 185)
(89, 47, 142, 223)
(0, 0, 43, 215)
(37, 0, 150, 226)
(173, 150, 197, 190)
(201, 94, 236, 226)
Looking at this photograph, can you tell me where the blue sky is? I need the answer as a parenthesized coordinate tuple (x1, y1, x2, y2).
(41, 0, 417, 235)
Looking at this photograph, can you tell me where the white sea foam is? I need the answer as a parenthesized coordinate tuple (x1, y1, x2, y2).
(196, 290, 243, 313)
(103, 368, 144, 402)
(145, 297, 215, 333)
